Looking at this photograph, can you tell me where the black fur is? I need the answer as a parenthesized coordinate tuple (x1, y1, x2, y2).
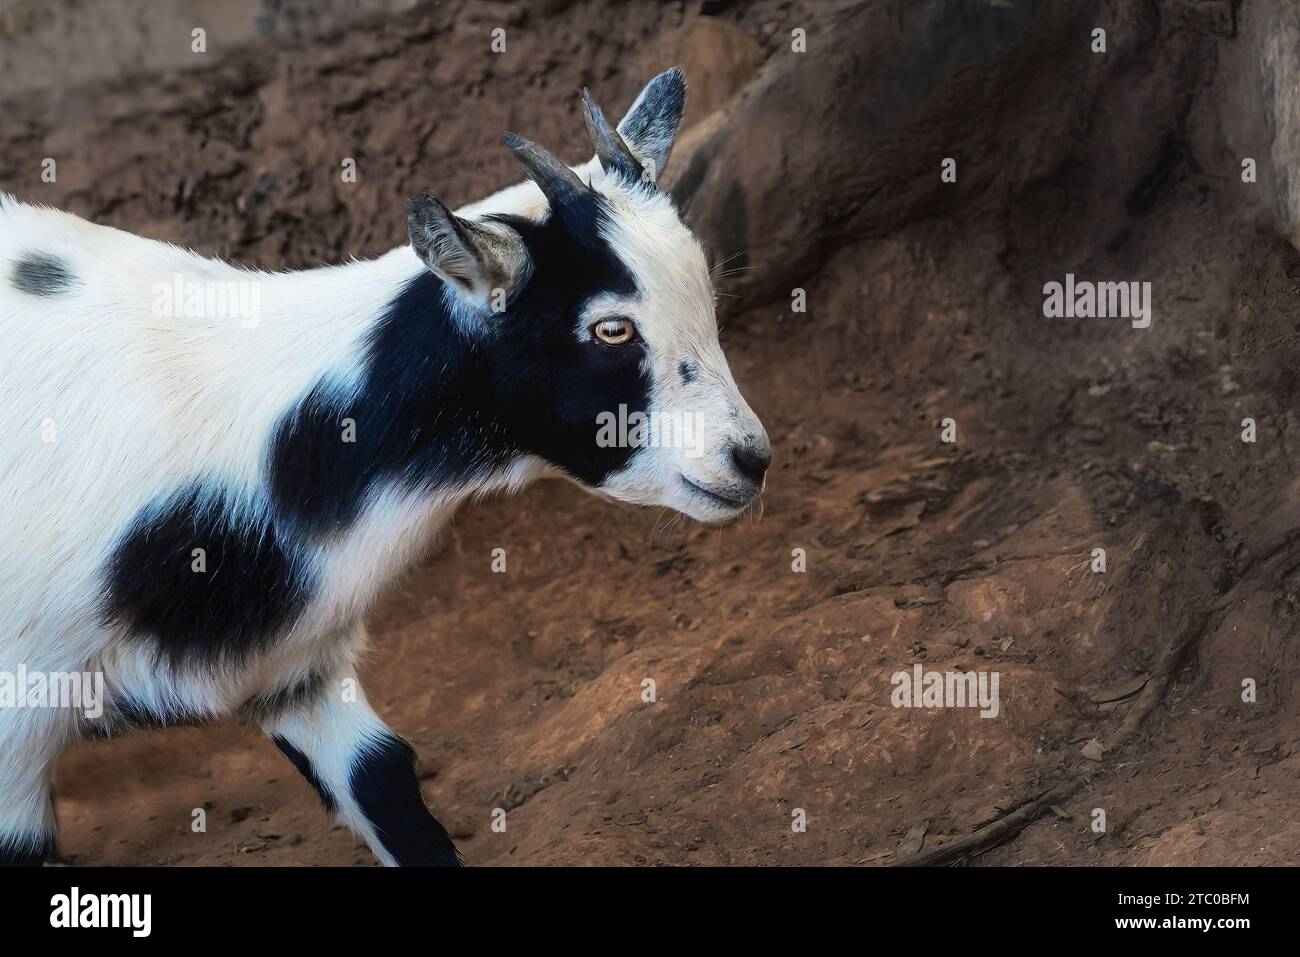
(272, 735, 337, 812)
(349, 731, 460, 867)
(102, 483, 310, 667)
(0, 832, 55, 867)
(270, 193, 649, 534)
(267, 273, 511, 535)
(480, 204, 648, 483)
(243, 670, 326, 719)
(11, 251, 75, 296)
(88, 696, 210, 738)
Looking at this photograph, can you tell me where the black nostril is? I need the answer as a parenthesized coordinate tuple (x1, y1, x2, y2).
(731, 442, 772, 483)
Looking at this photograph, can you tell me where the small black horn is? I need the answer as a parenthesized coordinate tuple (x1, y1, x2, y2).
(502, 131, 586, 209)
(582, 88, 645, 185)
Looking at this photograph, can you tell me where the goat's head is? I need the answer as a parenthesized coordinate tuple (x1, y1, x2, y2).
(406, 69, 770, 523)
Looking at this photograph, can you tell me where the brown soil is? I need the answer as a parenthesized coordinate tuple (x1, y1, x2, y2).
(5, 0, 1299, 865)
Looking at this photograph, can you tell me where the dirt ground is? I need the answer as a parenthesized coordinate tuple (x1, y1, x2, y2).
(4, 0, 1300, 865)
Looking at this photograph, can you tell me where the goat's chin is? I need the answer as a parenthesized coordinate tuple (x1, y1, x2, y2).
(680, 502, 749, 526)
(667, 479, 754, 525)
(584, 471, 755, 524)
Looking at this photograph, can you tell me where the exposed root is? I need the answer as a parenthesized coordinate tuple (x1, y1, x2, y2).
(893, 780, 1083, 867)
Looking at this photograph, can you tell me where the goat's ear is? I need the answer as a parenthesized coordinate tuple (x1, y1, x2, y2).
(406, 192, 530, 307)
(616, 67, 687, 185)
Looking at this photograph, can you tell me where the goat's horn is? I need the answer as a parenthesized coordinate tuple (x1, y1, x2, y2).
(581, 88, 645, 184)
(502, 132, 587, 209)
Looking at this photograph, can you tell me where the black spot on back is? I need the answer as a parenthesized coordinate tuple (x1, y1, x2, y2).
(102, 483, 309, 668)
(678, 358, 697, 385)
(349, 731, 461, 866)
(11, 251, 75, 296)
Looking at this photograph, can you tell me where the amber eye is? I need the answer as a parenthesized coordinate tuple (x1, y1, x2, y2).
(593, 317, 637, 345)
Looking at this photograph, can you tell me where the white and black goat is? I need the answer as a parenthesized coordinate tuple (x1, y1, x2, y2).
(0, 69, 770, 867)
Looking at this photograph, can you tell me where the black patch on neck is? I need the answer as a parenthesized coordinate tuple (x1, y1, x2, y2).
(102, 483, 310, 668)
(349, 731, 461, 867)
(11, 251, 75, 296)
(268, 270, 516, 536)
(270, 193, 651, 535)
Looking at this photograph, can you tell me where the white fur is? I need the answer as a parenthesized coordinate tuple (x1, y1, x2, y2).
(581, 167, 767, 521)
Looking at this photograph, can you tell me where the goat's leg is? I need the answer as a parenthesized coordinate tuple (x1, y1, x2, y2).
(261, 664, 461, 867)
(0, 707, 68, 866)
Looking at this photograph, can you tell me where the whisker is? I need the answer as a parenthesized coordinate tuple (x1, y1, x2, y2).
(712, 265, 759, 278)
(650, 506, 674, 543)
(709, 251, 748, 276)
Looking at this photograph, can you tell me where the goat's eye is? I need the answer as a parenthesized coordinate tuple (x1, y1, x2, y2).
(592, 317, 637, 345)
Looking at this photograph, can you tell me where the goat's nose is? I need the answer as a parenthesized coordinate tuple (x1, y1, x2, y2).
(730, 440, 772, 484)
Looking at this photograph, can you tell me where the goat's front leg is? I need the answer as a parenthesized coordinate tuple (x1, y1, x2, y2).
(261, 666, 462, 867)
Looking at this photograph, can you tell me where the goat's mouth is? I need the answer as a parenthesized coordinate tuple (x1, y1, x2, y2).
(679, 475, 752, 512)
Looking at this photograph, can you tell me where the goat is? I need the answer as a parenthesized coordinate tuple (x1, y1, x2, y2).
(0, 69, 771, 867)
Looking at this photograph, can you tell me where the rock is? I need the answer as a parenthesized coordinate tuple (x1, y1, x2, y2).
(675, 17, 764, 127)
(1254, 4, 1300, 251)
(668, 0, 1107, 316)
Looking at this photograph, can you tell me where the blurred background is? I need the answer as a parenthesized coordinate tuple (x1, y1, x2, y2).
(5, 0, 1300, 865)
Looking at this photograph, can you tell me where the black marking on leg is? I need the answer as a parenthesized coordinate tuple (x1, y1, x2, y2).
(243, 670, 326, 720)
(101, 482, 310, 668)
(349, 731, 461, 867)
(272, 734, 337, 812)
(11, 251, 75, 296)
(0, 832, 55, 867)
